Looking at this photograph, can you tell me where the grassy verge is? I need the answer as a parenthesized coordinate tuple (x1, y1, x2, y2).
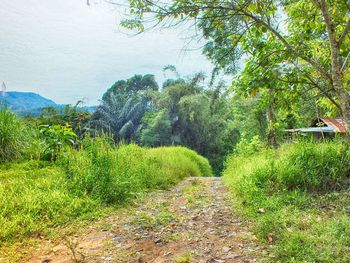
(223, 141, 350, 262)
(0, 141, 212, 259)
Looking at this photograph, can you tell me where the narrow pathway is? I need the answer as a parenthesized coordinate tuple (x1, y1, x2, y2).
(27, 177, 263, 263)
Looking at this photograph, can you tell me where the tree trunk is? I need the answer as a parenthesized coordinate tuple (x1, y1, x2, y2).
(327, 21, 350, 130)
(266, 89, 278, 148)
(319, 0, 350, 131)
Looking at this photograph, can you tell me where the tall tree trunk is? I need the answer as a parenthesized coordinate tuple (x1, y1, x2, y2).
(319, 0, 350, 131)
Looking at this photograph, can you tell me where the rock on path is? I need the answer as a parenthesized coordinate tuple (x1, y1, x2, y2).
(23, 177, 263, 263)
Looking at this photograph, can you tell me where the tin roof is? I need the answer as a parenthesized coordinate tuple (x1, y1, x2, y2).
(286, 127, 335, 133)
(318, 118, 347, 133)
(286, 117, 347, 134)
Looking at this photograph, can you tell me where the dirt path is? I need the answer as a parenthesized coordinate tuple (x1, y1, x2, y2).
(24, 177, 263, 263)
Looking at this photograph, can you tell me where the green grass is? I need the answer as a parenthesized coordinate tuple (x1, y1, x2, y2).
(0, 107, 31, 162)
(0, 161, 103, 243)
(60, 139, 212, 204)
(0, 140, 212, 251)
(174, 252, 192, 263)
(223, 141, 350, 262)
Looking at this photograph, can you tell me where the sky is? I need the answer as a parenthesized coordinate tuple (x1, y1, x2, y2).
(0, 0, 213, 105)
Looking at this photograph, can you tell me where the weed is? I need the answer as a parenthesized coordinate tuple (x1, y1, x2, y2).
(39, 124, 77, 160)
(132, 212, 156, 229)
(132, 209, 176, 230)
(186, 196, 195, 205)
(64, 237, 86, 263)
(156, 211, 176, 226)
(174, 252, 192, 263)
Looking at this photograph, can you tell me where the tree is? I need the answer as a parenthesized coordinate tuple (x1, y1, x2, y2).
(122, 0, 350, 129)
(230, 93, 267, 141)
(102, 74, 158, 103)
(38, 103, 91, 139)
(91, 75, 158, 142)
(139, 72, 239, 173)
(139, 110, 172, 146)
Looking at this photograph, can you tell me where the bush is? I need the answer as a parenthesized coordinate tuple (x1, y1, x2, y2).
(60, 136, 212, 204)
(223, 141, 350, 262)
(245, 142, 350, 193)
(233, 135, 264, 157)
(39, 124, 77, 160)
(274, 142, 350, 192)
(0, 107, 30, 162)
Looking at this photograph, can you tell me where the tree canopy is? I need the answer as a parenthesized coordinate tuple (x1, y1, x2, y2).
(122, 0, 350, 129)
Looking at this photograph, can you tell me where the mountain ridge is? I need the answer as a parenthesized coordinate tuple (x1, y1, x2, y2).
(0, 91, 57, 111)
(0, 91, 96, 116)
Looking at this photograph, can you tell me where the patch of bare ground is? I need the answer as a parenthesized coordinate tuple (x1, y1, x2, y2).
(17, 177, 265, 263)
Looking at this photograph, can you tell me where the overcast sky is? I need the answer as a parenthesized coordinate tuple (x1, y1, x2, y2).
(0, 0, 213, 105)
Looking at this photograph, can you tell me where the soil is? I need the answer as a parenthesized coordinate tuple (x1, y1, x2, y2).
(18, 177, 264, 263)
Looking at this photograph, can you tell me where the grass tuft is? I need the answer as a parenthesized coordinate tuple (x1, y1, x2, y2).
(0, 107, 31, 162)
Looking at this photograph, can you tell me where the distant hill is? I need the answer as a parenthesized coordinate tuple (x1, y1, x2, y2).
(0, 91, 57, 111)
(0, 91, 96, 116)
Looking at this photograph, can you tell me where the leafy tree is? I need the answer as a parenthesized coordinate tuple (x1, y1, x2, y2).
(178, 91, 239, 172)
(139, 72, 239, 173)
(123, 0, 350, 129)
(91, 75, 158, 142)
(230, 93, 268, 141)
(102, 74, 158, 103)
(139, 110, 172, 146)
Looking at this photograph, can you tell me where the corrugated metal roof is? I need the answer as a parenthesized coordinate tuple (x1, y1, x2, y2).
(319, 118, 347, 133)
(286, 127, 335, 133)
(286, 117, 347, 134)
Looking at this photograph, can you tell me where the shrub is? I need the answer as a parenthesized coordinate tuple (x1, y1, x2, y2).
(0, 107, 30, 162)
(274, 142, 350, 192)
(243, 142, 350, 193)
(39, 124, 77, 160)
(233, 135, 263, 157)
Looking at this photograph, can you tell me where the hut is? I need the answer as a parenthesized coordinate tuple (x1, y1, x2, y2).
(286, 118, 347, 140)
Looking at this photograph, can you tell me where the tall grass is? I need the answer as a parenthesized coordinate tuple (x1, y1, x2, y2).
(0, 161, 100, 244)
(60, 137, 212, 204)
(223, 141, 350, 262)
(0, 136, 212, 246)
(0, 108, 30, 162)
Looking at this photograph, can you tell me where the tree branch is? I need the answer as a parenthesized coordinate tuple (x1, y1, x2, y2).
(338, 18, 350, 45)
(239, 9, 332, 82)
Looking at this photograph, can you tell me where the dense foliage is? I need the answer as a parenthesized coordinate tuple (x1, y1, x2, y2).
(90, 73, 238, 173)
(123, 0, 350, 142)
(36, 103, 91, 138)
(90, 74, 158, 142)
(61, 139, 212, 204)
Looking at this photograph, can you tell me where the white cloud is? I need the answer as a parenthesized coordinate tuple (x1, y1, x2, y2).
(0, 0, 213, 105)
